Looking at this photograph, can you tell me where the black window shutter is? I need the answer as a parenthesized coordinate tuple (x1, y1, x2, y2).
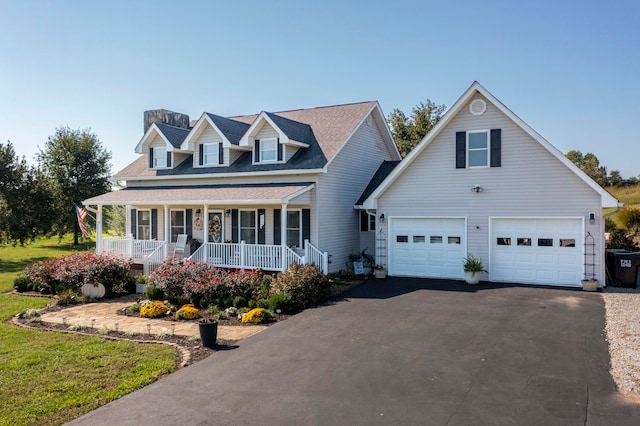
(151, 209, 158, 240)
(360, 211, 368, 232)
(456, 132, 466, 169)
(218, 143, 224, 165)
(198, 144, 204, 166)
(131, 209, 137, 237)
(273, 209, 281, 245)
(186, 209, 192, 239)
(166, 151, 172, 168)
(231, 209, 239, 243)
(257, 209, 266, 244)
(277, 137, 283, 161)
(149, 148, 154, 168)
(254, 139, 260, 162)
(302, 209, 311, 243)
(490, 129, 502, 167)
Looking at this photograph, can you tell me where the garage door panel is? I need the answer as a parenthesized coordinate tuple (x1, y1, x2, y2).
(391, 218, 465, 279)
(491, 219, 582, 287)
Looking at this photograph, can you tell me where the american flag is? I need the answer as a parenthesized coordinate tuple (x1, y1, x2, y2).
(75, 205, 89, 238)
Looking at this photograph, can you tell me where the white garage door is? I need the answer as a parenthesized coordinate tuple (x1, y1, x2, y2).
(490, 218, 583, 287)
(390, 218, 466, 279)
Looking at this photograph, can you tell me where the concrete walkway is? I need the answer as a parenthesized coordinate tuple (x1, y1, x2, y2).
(39, 298, 265, 341)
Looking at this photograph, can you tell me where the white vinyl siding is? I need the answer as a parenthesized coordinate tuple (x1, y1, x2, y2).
(376, 94, 604, 284)
(317, 112, 398, 273)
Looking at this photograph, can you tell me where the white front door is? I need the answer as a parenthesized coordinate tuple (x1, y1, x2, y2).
(490, 218, 583, 287)
(389, 218, 466, 279)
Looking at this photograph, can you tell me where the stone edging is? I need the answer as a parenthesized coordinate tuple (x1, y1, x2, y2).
(10, 317, 192, 368)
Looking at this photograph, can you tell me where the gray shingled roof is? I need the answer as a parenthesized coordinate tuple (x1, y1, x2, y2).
(265, 112, 315, 145)
(154, 122, 190, 149)
(205, 113, 250, 145)
(355, 160, 401, 206)
(115, 101, 378, 179)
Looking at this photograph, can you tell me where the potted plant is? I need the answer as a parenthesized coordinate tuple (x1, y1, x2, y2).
(373, 264, 387, 279)
(198, 318, 218, 348)
(462, 255, 485, 285)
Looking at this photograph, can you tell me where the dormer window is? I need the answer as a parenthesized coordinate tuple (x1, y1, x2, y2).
(198, 142, 223, 166)
(259, 138, 277, 162)
(149, 147, 171, 169)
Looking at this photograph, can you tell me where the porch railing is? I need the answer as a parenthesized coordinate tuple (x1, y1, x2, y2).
(188, 241, 327, 273)
(102, 238, 329, 274)
(101, 237, 165, 262)
(304, 239, 329, 273)
(144, 242, 167, 275)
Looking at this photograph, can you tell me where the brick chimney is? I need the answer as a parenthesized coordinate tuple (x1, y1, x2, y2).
(144, 109, 190, 134)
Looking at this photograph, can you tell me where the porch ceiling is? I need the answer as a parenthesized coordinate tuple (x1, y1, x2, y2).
(84, 183, 314, 206)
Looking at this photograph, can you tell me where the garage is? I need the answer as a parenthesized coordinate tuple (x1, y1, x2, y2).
(490, 218, 583, 287)
(389, 218, 466, 279)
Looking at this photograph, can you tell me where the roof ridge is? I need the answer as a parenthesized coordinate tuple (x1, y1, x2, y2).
(154, 122, 190, 131)
(229, 100, 377, 119)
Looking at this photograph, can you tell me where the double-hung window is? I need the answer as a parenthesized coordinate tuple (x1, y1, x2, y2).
(170, 210, 185, 243)
(203, 143, 219, 165)
(260, 138, 277, 162)
(240, 210, 257, 244)
(137, 210, 151, 240)
(467, 131, 489, 167)
(287, 210, 301, 248)
(153, 147, 167, 168)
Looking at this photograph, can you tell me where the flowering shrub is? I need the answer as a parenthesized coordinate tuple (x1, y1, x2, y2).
(148, 260, 263, 307)
(22, 252, 134, 295)
(241, 308, 272, 324)
(140, 301, 169, 318)
(175, 304, 200, 320)
(270, 263, 330, 310)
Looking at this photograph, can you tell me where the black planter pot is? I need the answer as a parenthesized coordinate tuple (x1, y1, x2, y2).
(199, 320, 218, 348)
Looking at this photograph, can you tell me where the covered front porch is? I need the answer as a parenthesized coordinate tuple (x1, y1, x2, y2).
(84, 183, 329, 275)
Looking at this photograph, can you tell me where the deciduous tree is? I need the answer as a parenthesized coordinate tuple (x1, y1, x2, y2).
(38, 127, 112, 245)
(0, 141, 56, 244)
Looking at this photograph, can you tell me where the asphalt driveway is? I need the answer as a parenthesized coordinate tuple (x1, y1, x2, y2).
(69, 278, 640, 425)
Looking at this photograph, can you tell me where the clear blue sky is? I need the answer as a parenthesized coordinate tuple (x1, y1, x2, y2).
(1, 0, 638, 177)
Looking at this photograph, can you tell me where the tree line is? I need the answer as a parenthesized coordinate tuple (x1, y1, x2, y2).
(0, 127, 111, 245)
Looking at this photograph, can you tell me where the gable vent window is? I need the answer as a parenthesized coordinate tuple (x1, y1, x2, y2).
(469, 99, 487, 116)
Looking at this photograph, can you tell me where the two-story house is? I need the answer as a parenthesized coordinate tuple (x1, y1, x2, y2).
(85, 102, 401, 274)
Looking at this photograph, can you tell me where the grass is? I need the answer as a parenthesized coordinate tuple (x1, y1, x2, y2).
(607, 184, 640, 207)
(0, 237, 178, 426)
(604, 184, 640, 228)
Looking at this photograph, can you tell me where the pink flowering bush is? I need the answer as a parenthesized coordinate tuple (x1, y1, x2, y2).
(22, 252, 134, 295)
(147, 260, 263, 307)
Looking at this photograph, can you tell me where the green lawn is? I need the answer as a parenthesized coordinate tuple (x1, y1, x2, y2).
(0, 237, 178, 426)
(604, 184, 640, 228)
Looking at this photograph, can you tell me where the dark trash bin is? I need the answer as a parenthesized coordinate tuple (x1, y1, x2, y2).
(611, 252, 640, 288)
(606, 249, 631, 286)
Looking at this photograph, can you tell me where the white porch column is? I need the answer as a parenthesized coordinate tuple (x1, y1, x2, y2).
(281, 203, 288, 270)
(203, 205, 209, 243)
(164, 205, 170, 257)
(96, 205, 103, 253)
